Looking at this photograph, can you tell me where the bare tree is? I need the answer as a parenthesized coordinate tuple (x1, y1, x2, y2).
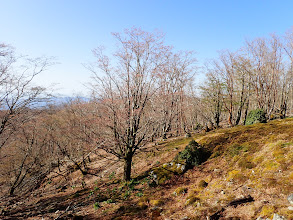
(0, 44, 51, 150)
(0, 43, 53, 195)
(155, 51, 196, 138)
(46, 100, 98, 176)
(209, 51, 252, 126)
(282, 28, 293, 117)
(88, 28, 169, 181)
(245, 35, 283, 119)
(0, 112, 56, 195)
(200, 69, 223, 129)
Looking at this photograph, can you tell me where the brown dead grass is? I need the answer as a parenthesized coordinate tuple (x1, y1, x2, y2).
(1, 118, 293, 219)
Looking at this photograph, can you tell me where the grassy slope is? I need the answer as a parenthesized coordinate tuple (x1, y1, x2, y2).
(1, 118, 293, 219)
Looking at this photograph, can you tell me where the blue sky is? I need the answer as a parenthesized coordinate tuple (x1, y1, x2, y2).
(1, 0, 292, 96)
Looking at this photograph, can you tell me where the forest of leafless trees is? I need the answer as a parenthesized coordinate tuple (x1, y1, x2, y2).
(1, 27, 293, 195)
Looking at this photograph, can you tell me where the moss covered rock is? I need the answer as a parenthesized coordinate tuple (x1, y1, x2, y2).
(150, 162, 186, 185)
(173, 187, 188, 196)
(149, 140, 210, 185)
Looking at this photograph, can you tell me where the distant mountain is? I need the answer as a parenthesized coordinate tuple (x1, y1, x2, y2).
(49, 96, 90, 105)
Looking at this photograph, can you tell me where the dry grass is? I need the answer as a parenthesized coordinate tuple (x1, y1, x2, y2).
(1, 118, 293, 219)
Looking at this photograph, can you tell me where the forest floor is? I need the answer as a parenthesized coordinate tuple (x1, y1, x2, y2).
(0, 118, 293, 220)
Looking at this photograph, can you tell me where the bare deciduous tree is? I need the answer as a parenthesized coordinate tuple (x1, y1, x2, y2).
(245, 35, 283, 119)
(155, 51, 196, 138)
(88, 28, 169, 181)
(0, 44, 52, 195)
(0, 44, 51, 150)
(200, 69, 223, 129)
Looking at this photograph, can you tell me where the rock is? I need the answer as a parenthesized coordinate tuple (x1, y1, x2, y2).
(180, 164, 186, 172)
(180, 217, 190, 220)
(214, 168, 221, 173)
(185, 133, 191, 138)
(173, 187, 188, 196)
(227, 181, 233, 186)
(288, 206, 293, 211)
(221, 190, 225, 194)
(272, 213, 287, 220)
(149, 171, 158, 185)
(288, 194, 293, 205)
(152, 174, 158, 184)
(256, 217, 270, 220)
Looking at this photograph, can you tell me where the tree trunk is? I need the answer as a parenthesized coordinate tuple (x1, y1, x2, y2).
(243, 99, 249, 125)
(235, 78, 245, 126)
(214, 111, 220, 128)
(235, 101, 245, 126)
(9, 186, 16, 196)
(123, 154, 133, 181)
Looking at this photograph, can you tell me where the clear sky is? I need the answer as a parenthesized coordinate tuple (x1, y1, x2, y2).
(1, 0, 292, 96)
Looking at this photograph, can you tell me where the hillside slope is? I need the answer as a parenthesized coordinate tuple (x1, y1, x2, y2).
(1, 118, 293, 219)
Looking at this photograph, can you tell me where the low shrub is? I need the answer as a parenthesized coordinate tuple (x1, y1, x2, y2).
(93, 202, 100, 210)
(245, 109, 267, 125)
(174, 140, 210, 168)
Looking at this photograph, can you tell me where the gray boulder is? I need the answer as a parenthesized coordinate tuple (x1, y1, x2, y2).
(272, 213, 287, 220)
(256, 217, 270, 220)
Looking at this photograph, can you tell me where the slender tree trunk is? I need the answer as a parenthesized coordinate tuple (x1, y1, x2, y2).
(235, 99, 246, 126)
(243, 99, 250, 125)
(123, 153, 133, 181)
(235, 77, 246, 126)
(228, 112, 233, 127)
(215, 90, 221, 128)
(235, 107, 243, 126)
(215, 112, 220, 128)
(9, 186, 16, 196)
